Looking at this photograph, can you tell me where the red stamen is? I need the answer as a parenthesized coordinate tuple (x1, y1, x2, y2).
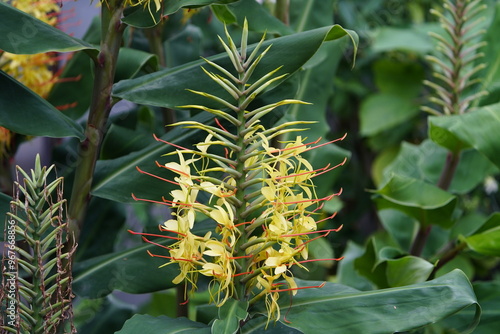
(304, 133, 347, 153)
(56, 102, 78, 111)
(268, 137, 322, 154)
(269, 281, 325, 293)
(234, 220, 254, 228)
(158, 225, 187, 237)
(281, 225, 343, 237)
(294, 231, 331, 250)
(180, 299, 189, 305)
(132, 193, 172, 206)
(232, 271, 253, 277)
(215, 118, 229, 133)
(315, 212, 338, 224)
(146, 250, 193, 262)
(229, 254, 253, 259)
(312, 157, 348, 178)
(141, 236, 172, 250)
(153, 133, 190, 150)
(128, 229, 181, 240)
(136, 166, 178, 185)
(297, 257, 344, 264)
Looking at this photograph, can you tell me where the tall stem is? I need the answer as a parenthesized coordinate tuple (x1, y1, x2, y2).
(67, 3, 125, 243)
(410, 151, 460, 256)
(275, 0, 289, 25)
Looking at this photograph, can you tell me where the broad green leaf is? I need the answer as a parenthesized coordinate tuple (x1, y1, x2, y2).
(372, 58, 425, 99)
(165, 24, 204, 67)
(378, 209, 418, 252)
(450, 212, 489, 240)
(0, 2, 96, 55)
(115, 314, 210, 334)
(112, 25, 358, 108)
(49, 48, 158, 120)
(371, 25, 435, 54)
(383, 140, 498, 194)
(272, 0, 348, 143)
(253, 270, 480, 334)
(478, 2, 500, 107)
(385, 255, 434, 287)
(219, 0, 293, 35)
(374, 174, 457, 228)
(429, 103, 500, 169)
(47, 51, 94, 120)
(359, 93, 419, 136)
(242, 317, 302, 333)
(115, 47, 159, 82)
(0, 71, 85, 140)
(212, 300, 248, 334)
(465, 225, 500, 256)
(440, 280, 500, 334)
(100, 124, 155, 160)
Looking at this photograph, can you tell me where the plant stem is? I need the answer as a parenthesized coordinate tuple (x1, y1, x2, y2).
(144, 21, 177, 127)
(67, 2, 125, 244)
(410, 151, 460, 257)
(275, 0, 289, 25)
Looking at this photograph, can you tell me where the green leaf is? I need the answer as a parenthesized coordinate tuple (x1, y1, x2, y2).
(212, 300, 248, 334)
(115, 314, 210, 334)
(0, 2, 96, 55)
(47, 51, 94, 120)
(465, 225, 500, 256)
(112, 25, 358, 108)
(220, 0, 293, 35)
(115, 47, 159, 82)
(428, 103, 500, 169)
(383, 140, 498, 195)
(359, 93, 419, 136)
(477, 2, 500, 107)
(0, 71, 85, 140)
(371, 25, 434, 54)
(372, 58, 425, 99)
(385, 255, 434, 287)
(378, 209, 418, 252)
(254, 270, 480, 334)
(374, 174, 457, 228)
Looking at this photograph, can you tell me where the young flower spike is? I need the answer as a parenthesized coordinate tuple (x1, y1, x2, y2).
(131, 19, 346, 326)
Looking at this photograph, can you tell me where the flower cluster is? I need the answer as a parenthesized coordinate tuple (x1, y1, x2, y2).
(0, 0, 61, 98)
(131, 20, 346, 324)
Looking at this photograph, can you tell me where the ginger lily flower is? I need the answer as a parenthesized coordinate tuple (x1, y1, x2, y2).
(130, 19, 346, 325)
